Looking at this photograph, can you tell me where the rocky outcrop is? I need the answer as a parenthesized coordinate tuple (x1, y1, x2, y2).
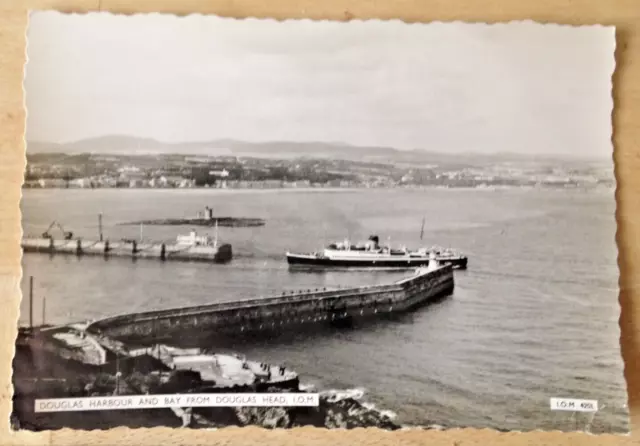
(320, 397, 400, 430)
(234, 406, 292, 428)
(188, 389, 400, 430)
(13, 345, 400, 431)
(119, 217, 265, 228)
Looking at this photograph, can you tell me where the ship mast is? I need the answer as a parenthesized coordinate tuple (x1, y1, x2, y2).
(213, 219, 218, 248)
(420, 216, 425, 241)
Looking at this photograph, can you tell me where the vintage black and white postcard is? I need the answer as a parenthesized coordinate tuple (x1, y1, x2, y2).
(12, 11, 626, 434)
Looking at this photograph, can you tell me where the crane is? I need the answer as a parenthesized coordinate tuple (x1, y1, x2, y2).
(42, 221, 73, 240)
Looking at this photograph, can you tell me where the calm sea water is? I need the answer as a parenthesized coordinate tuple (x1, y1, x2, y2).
(18, 187, 628, 433)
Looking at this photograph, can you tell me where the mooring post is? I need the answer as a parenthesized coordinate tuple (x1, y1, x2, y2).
(132, 240, 137, 254)
(115, 353, 120, 396)
(29, 276, 33, 330)
(76, 239, 82, 255)
(104, 239, 110, 254)
(48, 237, 54, 252)
(98, 213, 103, 242)
(160, 243, 166, 260)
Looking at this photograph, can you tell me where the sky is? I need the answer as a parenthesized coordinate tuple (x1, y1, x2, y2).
(24, 12, 616, 158)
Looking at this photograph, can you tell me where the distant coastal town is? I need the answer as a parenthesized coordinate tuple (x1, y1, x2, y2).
(23, 152, 615, 191)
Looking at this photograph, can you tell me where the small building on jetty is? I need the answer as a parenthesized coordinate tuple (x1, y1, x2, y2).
(85, 262, 454, 343)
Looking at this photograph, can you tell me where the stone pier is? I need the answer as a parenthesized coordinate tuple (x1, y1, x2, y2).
(85, 265, 454, 342)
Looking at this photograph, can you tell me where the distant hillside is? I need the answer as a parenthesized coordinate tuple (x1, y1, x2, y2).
(27, 135, 408, 160)
(26, 135, 610, 168)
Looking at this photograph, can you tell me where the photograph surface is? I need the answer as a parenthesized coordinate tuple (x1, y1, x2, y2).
(12, 12, 627, 434)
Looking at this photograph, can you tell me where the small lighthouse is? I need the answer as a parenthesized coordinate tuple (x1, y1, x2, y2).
(415, 252, 440, 276)
(427, 251, 439, 271)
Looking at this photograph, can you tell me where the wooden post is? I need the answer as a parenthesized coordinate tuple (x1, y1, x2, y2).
(98, 213, 103, 242)
(160, 243, 166, 260)
(132, 240, 137, 254)
(42, 296, 46, 326)
(76, 239, 82, 255)
(114, 353, 120, 396)
(104, 240, 110, 254)
(29, 276, 33, 330)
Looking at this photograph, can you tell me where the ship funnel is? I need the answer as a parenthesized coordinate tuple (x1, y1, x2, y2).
(368, 235, 380, 246)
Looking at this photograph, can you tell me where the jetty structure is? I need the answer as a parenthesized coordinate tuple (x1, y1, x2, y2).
(21, 217, 233, 263)
(84, 254, 453, 343)
(14, 262, 451, 430)
(14, 325, 399, 429)
(15, 324, 300, 392)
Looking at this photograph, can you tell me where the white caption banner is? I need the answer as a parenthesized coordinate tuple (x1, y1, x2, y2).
(550, 398, 598, 412)
(35, 393, 320, 413)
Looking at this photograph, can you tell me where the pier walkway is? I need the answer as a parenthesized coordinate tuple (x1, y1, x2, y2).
(85, 264, 455, 342)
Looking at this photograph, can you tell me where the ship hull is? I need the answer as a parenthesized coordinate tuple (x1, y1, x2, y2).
(286, 253, 468, 270)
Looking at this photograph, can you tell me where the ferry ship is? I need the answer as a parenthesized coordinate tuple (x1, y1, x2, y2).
(286, 235, 468, 270)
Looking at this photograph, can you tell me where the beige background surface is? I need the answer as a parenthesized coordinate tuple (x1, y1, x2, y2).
(1, 0, 639, 444)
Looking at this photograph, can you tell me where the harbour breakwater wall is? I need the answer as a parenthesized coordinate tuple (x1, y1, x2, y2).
(86, 265, 454, 343)
(21, 237, 233, 263)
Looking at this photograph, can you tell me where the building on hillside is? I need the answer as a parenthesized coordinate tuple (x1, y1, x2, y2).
(69, 178, 92, 188)
(209, 168, 230, 188)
